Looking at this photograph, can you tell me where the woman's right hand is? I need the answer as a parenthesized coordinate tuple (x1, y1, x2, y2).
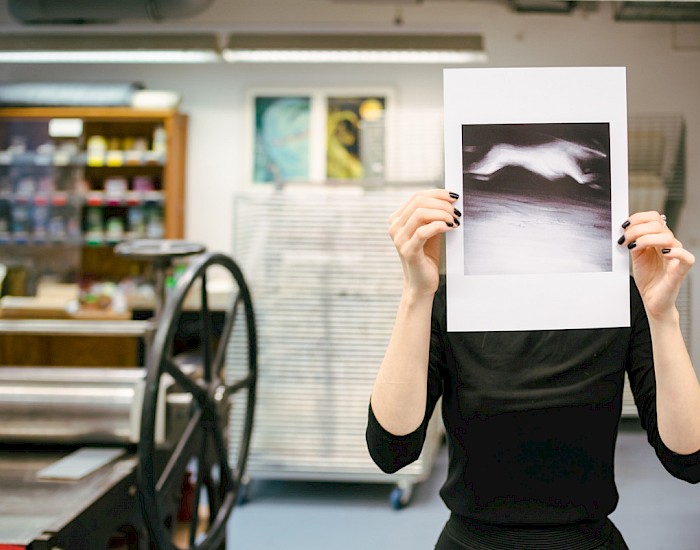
(388, 189, 461, 298)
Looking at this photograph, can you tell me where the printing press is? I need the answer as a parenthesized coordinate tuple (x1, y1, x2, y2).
(0, 243, 258, 550)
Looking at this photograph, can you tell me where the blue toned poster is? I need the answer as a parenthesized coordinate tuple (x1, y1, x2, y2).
(254, 96, 311, 183)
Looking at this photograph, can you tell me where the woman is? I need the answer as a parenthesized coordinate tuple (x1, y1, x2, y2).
(366, 189, 700, 549)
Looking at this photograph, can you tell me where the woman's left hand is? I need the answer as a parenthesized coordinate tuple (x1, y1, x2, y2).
(619, 211, 695, 320)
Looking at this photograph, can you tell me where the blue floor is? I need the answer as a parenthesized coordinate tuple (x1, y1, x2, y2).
(228, 424, 700, 549)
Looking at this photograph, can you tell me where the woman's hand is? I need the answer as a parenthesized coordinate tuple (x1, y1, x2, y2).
(388, 189, 461, 298)
(619, 211, 695, 320)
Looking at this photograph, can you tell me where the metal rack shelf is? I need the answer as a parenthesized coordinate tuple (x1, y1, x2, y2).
(228, 186, 443, 508)
(624, 114, 690, 418)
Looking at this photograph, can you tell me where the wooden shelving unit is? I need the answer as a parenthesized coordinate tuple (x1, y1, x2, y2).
(0, 107, 188, 367)
(0, 106, 187, 242)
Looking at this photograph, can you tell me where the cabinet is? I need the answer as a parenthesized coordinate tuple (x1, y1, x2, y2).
(0, 107, 187, 294)
(0, 107, 187, 366)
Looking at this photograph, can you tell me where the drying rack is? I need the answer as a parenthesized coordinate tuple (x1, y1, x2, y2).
(227, 185, 444, 508)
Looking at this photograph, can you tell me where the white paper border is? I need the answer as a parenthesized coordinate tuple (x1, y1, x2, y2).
(444, 67, 630, 332)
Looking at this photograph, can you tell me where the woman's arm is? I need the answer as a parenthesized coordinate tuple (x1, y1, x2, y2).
(620, 211, 700, 455)
(369, 189, 460, 436)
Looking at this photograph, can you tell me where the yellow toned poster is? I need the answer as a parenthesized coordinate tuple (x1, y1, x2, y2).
(326, 96, 385, 180)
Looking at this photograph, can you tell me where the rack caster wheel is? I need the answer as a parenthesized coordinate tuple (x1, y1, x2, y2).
(237, 478, 251, 506)
(390, 482, 413, 510)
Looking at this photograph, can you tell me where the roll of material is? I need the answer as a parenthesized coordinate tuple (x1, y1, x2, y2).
(0, 367, 145, 444)
(131, 89, 181, 109)
(0, 81, 144, 107)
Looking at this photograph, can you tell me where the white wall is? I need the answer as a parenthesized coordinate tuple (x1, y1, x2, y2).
(1, 0, 699, 356)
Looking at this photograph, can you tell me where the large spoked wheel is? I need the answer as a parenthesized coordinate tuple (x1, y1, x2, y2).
(138, 252, 257, 550)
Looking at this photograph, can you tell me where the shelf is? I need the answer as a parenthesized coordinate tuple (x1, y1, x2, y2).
(84, 190, 164, 207)
(1, 190, 164, 205)
(0, 150, 166, 168)
(0, 318, 151, 337)
(0, 189, 164, 246)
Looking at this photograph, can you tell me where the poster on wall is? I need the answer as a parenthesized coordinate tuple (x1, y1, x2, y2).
(326, 96, 386, 181)
(444, 67, 630, 332)
(253, 95, 311, 183)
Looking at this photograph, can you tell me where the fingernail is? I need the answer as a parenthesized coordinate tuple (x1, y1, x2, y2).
(622, 220, 631, 229)
(449, 192, 460, 199)
(454, 208, 462, 217)
(453, 217, 460, 227)
(662, 248, 671, 254)
(617, 235, 626, 245)
(446, 221, 454, 227)
(627, 242, 637, 250)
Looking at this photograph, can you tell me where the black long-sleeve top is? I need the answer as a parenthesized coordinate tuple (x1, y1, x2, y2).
(367, 277, 700, 526)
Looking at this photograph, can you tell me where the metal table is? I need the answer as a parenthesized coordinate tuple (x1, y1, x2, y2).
(0, 448, 141, 549)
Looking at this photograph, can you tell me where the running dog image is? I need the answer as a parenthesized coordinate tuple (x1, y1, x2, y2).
(460, 122, 612, 276)
(465, 137, 607, 188)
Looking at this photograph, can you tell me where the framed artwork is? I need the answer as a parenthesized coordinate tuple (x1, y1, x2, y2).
(326, 96, 386, 181)
(253, 95, 311, 184)
(247, 89, 392, 185)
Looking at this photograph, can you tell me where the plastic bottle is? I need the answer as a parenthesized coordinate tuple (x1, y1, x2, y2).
(86, 135, 107, 167)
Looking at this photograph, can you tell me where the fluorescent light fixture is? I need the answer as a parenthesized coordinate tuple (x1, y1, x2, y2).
(0, 50, 218, 63)
(0, 32, 487, 65)
(223, 33, 487, 64)
(224, 49, 485, 64)
(0, 34, 220, 64)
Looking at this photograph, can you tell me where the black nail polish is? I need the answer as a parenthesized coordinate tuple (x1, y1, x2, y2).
(627, 241, 637, 250)
(446, 221, 454, 227)
(449, 192, 460, 199)
(453, 217, 460, 227)
(622, 220, 631, 229)
(617, 235, 625, 245)
(662, 248, 671, 254)
(454, 208, 462, 218)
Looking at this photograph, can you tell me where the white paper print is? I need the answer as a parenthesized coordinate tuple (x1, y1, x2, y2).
(444, 67, 630, 332)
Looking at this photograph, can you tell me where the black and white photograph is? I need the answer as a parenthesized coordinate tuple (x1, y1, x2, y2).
(461, 122, 612, 276)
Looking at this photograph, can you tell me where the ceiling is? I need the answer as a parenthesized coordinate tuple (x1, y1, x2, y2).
(0, 0, 699, 30)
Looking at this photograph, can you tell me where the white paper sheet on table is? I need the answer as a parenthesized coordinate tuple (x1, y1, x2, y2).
(443, 67, 630, 332)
